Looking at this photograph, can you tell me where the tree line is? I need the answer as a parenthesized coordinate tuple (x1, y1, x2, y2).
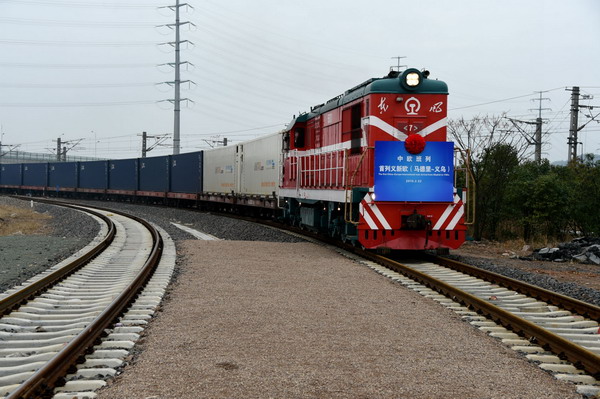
(449, 115, 600, 242)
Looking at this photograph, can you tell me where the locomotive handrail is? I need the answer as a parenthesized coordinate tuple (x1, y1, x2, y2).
(343, 146, 372, 225)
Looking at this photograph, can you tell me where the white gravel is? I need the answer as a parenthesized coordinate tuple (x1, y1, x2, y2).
(96, 240, 582, 399)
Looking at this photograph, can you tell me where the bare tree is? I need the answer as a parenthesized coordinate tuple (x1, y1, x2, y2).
(448, 114, 531, 240)
(448, 114, 533, 162)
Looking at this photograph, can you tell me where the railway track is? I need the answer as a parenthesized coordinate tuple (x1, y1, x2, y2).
(340, 249, 600, 394)
(3, 197, 597, 396)
(0, 200, 175, 399)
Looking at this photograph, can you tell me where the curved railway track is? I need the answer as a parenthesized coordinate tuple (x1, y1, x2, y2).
(0, 199, 168, 399)
(349, 250, 600, 385)
(2, 198, 597, 396)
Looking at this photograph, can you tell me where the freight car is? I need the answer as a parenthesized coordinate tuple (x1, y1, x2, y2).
(0, 68, 466, 251)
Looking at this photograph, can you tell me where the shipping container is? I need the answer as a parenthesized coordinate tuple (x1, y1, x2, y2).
(48, 162, 78, 190)
(170, 151, 203, 194)
(22, 163, 48, 188)
(139, 155, 169, 193)
(238, 133, 281, 196)
(0, 164, 22, 187)
(203, 145, 237, 194)
(79, 161, 108, 190)
(108, 159, 137, 192)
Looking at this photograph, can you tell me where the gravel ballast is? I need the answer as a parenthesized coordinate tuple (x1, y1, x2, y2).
(0, 197, 595, 397)
(96, 240, 582, 399)
(0, 196, 100, 292)
(447, 253, 600, 307)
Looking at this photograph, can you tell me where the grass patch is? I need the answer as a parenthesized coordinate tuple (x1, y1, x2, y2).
(0, 205, 51, 236)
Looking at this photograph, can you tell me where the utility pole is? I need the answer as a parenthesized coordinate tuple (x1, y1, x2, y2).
(529, 91, 551, 162)
(56, 137, 62, 162)
(140, 131, 170, 157)
(54, 137, 82, 162)
(0, 128, 20, 160)
(567, 86, 580, 163)
(567, 88, 600, 162)
(158, 1, 195, 156)
(142, 131, 147, 158)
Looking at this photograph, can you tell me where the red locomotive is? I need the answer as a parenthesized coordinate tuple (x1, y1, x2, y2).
(280, 68, 466, 250)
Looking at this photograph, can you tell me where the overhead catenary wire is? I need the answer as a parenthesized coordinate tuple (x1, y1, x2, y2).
(0, 17, 161, 28)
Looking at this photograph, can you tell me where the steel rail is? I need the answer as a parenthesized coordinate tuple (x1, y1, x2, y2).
(4, 202, 164, 399)
(246, 216, 600, 378)
(108, 207, 600, 378)
(0, 199, 117, 316)
(428, 254, 600, 321)
(361, 252, 600, 379)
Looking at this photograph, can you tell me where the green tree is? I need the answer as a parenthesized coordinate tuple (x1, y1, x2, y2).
(505, 161, 573, 242)
(569, 155, 600, 235)
(472, 143, 519, 240)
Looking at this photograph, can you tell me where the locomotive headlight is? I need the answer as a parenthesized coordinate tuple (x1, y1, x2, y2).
(400, 68, 423, 90)
(405, 72, 420, 87)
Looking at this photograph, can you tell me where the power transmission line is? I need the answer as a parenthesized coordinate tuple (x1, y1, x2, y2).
(0, 62, 155, 69)
(0, 39, 155, 46)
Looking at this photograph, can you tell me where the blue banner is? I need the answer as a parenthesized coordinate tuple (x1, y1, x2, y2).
(374, 140, 454, 202)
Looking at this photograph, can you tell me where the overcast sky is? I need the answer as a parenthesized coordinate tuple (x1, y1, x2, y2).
(0, 0, 599, 161)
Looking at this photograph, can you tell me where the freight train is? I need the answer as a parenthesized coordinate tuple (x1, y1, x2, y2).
(0, 68, 466, 251)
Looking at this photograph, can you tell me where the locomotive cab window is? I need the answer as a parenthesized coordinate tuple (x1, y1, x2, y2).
(294, 127, 305, 148)
(343, 103, 363, 154)
(283, 131, 290, 151)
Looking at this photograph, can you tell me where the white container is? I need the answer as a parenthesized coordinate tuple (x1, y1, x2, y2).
(238, 133, 281, 196)
(202, 145, 237, 194)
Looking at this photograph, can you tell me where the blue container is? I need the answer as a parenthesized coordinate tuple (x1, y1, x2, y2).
(109, 159, 138, 191)
(22, 163, 48, 187)
(139, 155, 169, 192)
(79, 161, 108, 190)
(170, 151, 203, 193)
(48, 162, 78, 190)
(0, 164, 22, 186)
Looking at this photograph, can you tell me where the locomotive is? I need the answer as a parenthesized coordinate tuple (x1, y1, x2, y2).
(0, 68, 466, 251)
(280, 68, 466, 250)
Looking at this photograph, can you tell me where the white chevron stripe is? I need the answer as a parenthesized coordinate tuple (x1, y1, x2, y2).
(363, 116, 407, 140)
(362, 193, 392, 230)
(418, 117, 447, 137)
(289, 116, 447, 159)
(446, 204, 465, 230)
(361, 207, 379, 230)
(432, 194, 460, 230)
(363, 115, 447, 140)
